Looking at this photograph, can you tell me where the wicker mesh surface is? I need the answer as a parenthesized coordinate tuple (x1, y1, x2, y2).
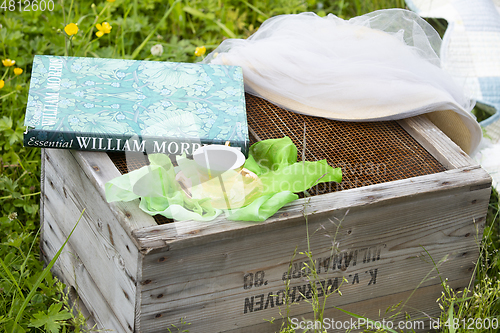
(107, 152, 175, 174)
(107, 93, 445, 224)
(245, 93, 446, 195)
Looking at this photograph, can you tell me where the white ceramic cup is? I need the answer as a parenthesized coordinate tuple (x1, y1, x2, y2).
(192, 144, 246, 178)
(191, 144, 249, 209)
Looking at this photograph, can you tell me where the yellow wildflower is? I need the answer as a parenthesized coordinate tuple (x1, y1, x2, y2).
(96, 22, 112, 37)
(2, 59, 15, 67)
(14, 68, 23, 75)
(194, 46, 206, 57)
(64, 23, 79, 36)
(0, 80, 4, 89)
(106, 0, 116, 2)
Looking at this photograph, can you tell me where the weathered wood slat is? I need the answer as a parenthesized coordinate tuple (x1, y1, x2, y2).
(397, 116, 477, 169)
(138, 268, 472, 333)
(137, 243, 474, 328)
(71, 149, 157, 231)
(45, 149, 140, 278)
(41, 207, 130, 332)
(132, 166, 491, 252)
(40, 149, 46, 253)
(139, 186, 486, 292)
(224, 278, 470, 333)
(43, 148, 141, 332)
(135, 182, 488, 332)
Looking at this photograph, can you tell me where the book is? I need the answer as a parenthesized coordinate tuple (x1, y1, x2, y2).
(23, 55, 249, 156)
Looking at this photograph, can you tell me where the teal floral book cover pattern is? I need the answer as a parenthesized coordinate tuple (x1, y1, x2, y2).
(24, 55, 248, 155)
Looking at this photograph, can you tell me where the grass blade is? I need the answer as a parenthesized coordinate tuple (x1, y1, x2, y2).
(241, 0, 269, 20)
(334, 307, 399, 333)
(447, 301, 456, 333)
(131, 0, 180, 59)
(183, 6, 212, 20)
(11, 209, 85, 333)
(0, 256, 25, 301)
(213, 20, 236, 39)
(183, 6, 236, 38)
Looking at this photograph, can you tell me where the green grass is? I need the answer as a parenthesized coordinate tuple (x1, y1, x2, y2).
(0, 0, 499, 332)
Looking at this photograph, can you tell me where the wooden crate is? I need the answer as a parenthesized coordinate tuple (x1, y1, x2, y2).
(40, 110, 491, 333)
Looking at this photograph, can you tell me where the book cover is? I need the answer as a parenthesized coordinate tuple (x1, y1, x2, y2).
(24, 55, 249, 156)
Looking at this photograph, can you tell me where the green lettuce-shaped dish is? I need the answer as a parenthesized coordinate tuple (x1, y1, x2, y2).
(105, 136, 342, 222)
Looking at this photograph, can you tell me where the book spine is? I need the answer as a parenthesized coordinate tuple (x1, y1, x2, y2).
(24, 129, 249, 156)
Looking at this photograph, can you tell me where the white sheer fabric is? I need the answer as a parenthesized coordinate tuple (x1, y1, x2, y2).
(203, 9, 481, 154)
